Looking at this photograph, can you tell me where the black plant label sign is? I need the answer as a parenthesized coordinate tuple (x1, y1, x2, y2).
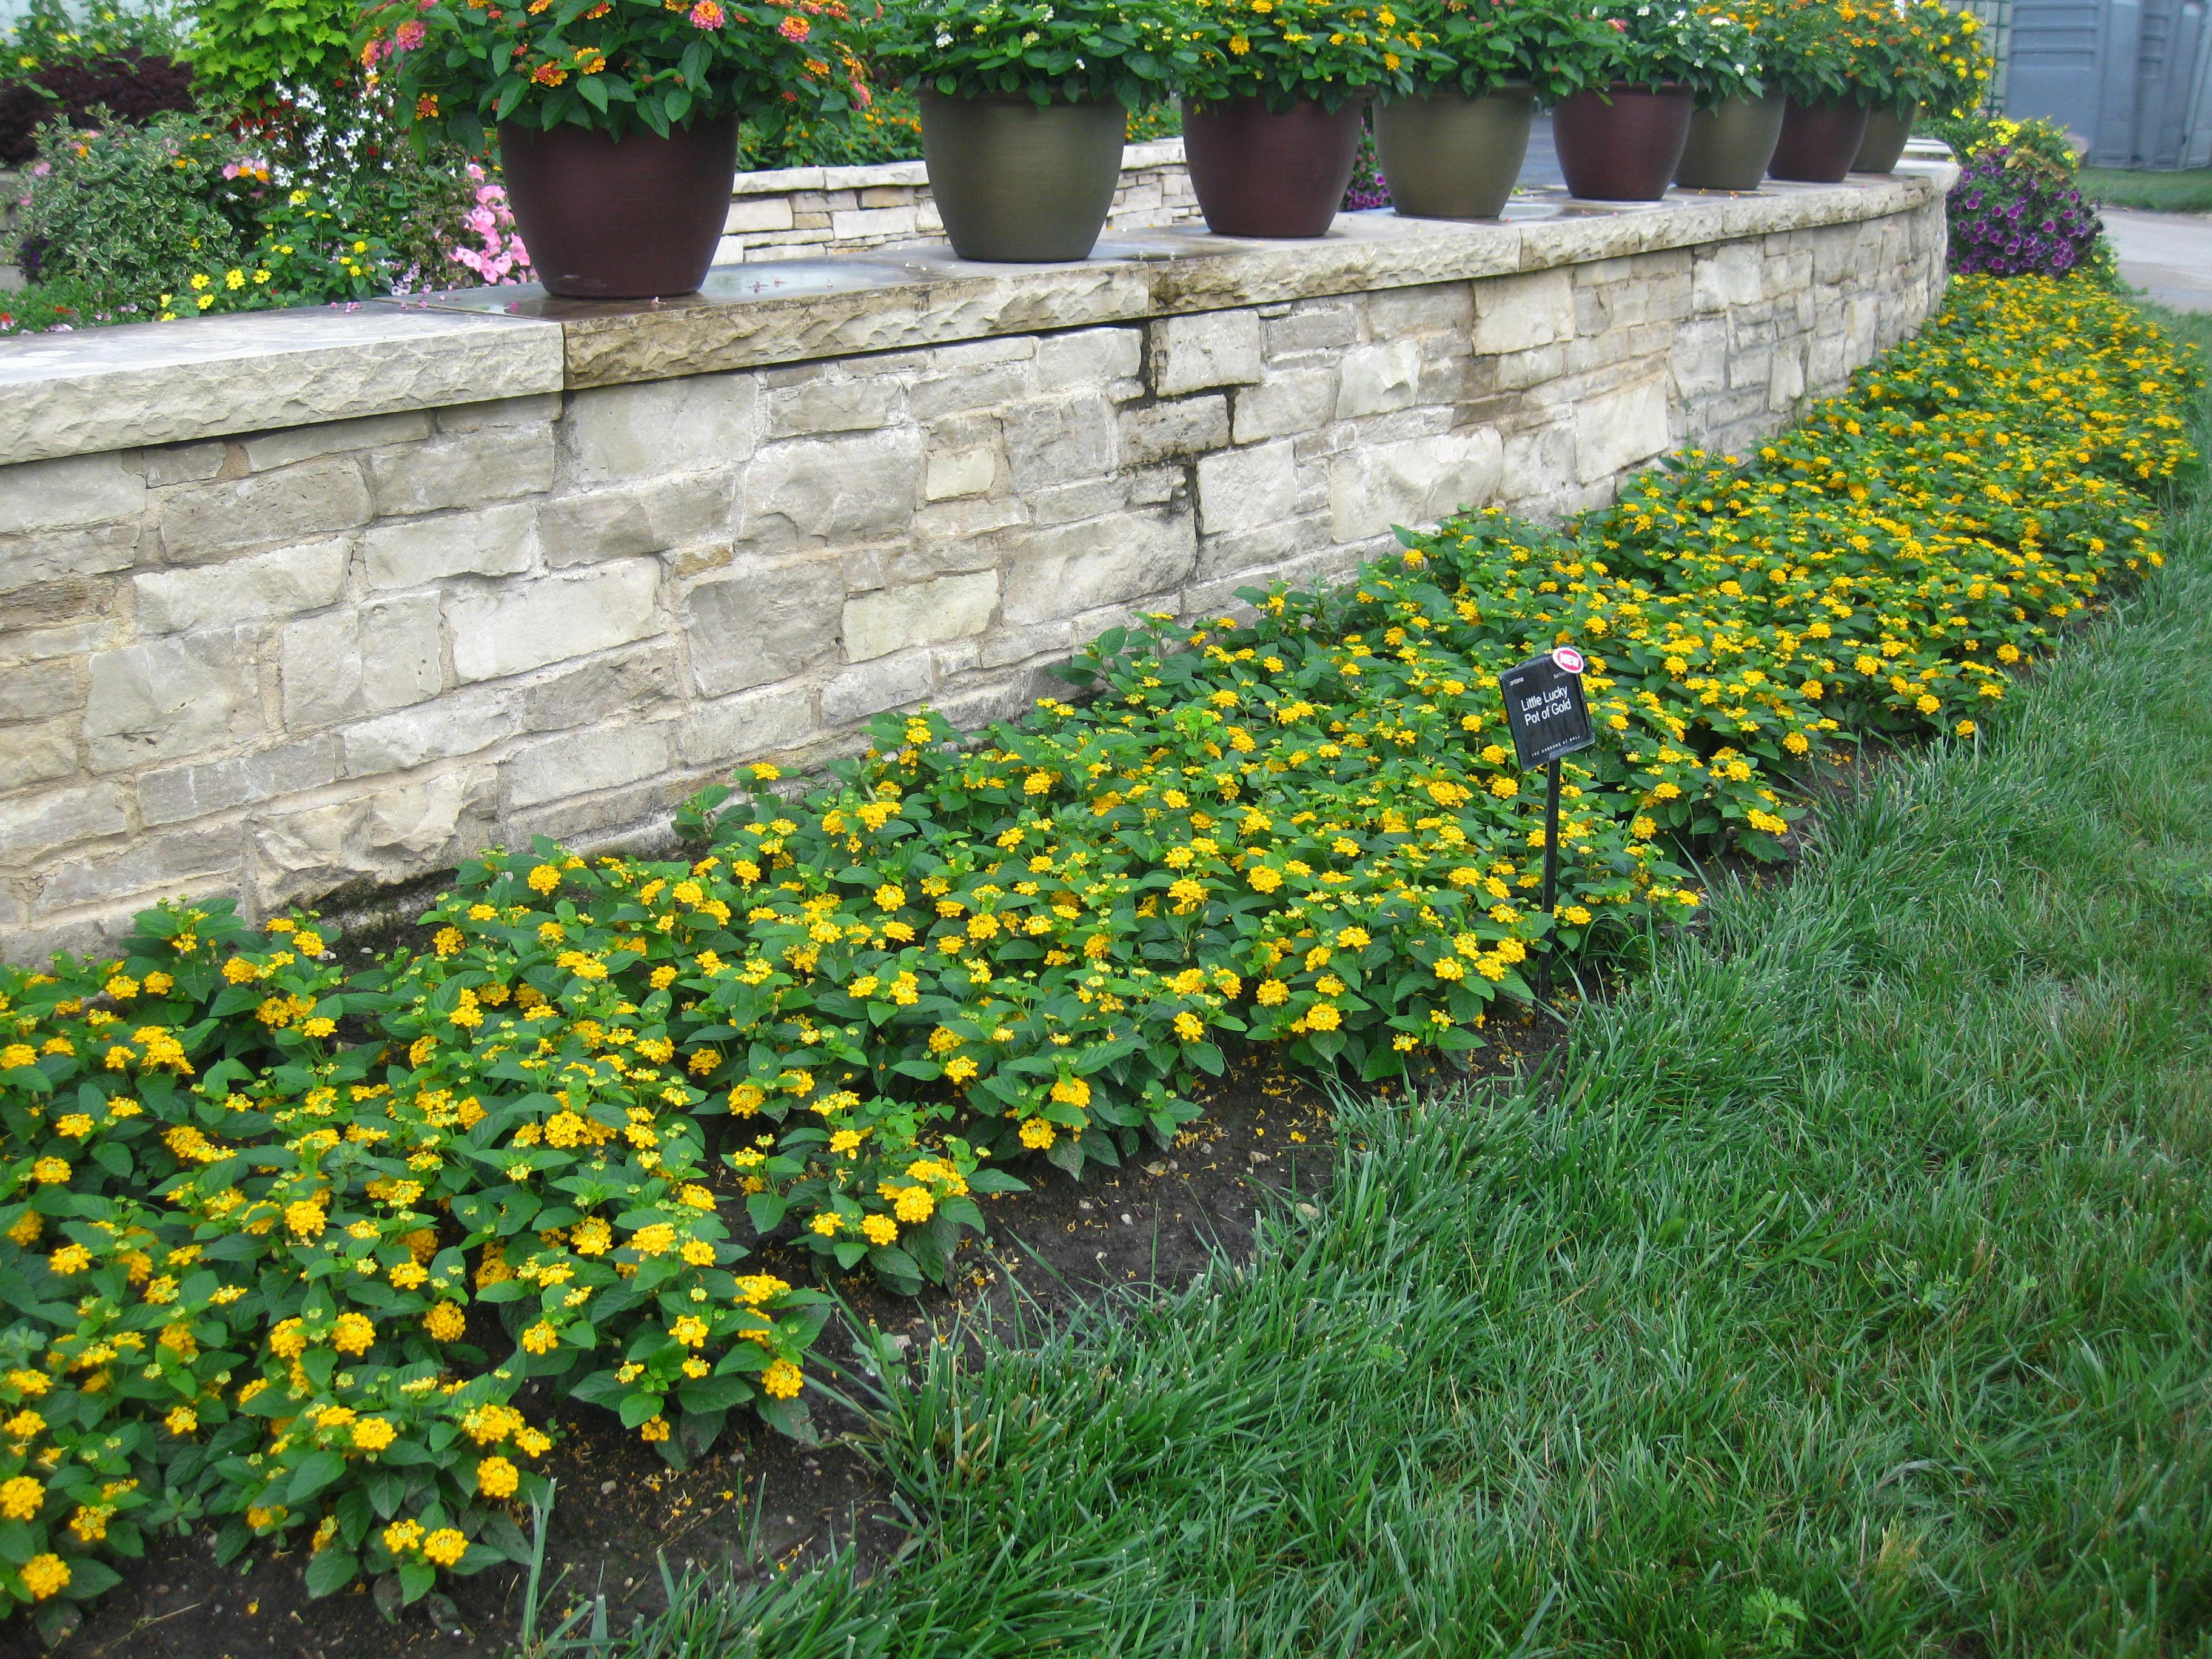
(1498, 648, 1596, 769)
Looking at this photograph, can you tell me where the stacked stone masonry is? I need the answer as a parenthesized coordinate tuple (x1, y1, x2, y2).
(0, 162, 1953, 959)
(717, 140, 1202, 263)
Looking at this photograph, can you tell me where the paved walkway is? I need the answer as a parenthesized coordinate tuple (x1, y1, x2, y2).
(2099, 207, 2212, 312)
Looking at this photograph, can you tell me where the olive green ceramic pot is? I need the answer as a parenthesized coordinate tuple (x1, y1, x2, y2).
(918, 92, 1127, 261)
(1372, 85, 1534, 220)
(1852, 101, 1919, 172)
(1674, 93, 1785, 190)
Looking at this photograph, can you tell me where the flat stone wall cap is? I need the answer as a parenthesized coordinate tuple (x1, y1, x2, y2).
(0, 303, 564, 466)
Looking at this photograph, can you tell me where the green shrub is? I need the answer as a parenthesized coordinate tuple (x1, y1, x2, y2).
(11, 111, 251, 309)
(185, 0, 358, 112)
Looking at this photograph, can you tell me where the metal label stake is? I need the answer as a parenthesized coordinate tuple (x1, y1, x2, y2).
(1496, 645, 1596, 1003)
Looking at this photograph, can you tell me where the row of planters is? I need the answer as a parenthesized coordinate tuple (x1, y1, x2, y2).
(370, 0, 1989, 292)
(0, 275, 2194, 1636)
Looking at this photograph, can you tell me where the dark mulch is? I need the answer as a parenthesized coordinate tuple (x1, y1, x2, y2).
(10, 1011, 1571, 1659)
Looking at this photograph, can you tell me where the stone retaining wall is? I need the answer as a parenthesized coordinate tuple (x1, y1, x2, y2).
(718, 139, 1201, 263)
(0, 162, 1953, 959)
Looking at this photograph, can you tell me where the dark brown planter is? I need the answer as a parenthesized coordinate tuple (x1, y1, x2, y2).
(1551, 83, 1694, 201)
(497, 117, 738, 300)
(1179, 95, 1367, 237)
(1769, 97, 1872, 183)
(1852, 101, 1918, 173)
(919, 92, 1127, 261)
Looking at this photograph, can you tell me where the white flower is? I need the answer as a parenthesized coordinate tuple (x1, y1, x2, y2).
(937, 29, 954, 44)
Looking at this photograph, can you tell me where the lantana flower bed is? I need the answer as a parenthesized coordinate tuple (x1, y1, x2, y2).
(0, 275, 2196, 1640)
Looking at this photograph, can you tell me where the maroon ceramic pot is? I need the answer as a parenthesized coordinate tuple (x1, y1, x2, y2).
(1550, 83, 1694, 201)
(1179, 95, 1367, 237)
(497, 117, 739, 299)
(1769, 98, 1873, 183)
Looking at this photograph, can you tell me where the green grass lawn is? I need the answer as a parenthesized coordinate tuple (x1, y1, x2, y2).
(598, 308, 2212, 1657)
(2082, 167, 2212, 216)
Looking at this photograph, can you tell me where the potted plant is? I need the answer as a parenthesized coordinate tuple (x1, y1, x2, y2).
(366, 0, 866, 298)
(1375, 0, 1604, 220)
(1756, 0, 1878, 182)
(1171, 0, 1423, 238)
(1547, 2, 1715, 201)
(1853, 0, 1989, 173)
(872, 0, 1180, 261)
(1670, 8, 1778, 192)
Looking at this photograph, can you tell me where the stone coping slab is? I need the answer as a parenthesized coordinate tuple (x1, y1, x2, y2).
(0, 160, 1951, 466)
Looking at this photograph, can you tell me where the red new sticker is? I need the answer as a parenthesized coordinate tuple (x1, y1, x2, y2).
(1551, 646, 1586, 675)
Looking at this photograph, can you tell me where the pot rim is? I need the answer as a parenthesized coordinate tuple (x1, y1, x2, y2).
(916, 87, 1122, 109)
(1179, 90, 1373, 115)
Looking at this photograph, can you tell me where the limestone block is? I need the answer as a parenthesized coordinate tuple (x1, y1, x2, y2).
(340, 688, 518, 777)
(923, 446, 996, 501)
(1329, 429, 1503, 540)
(830, 205, 917, 240)
(0, 452, 146, 536)
(1692, 242, 1763, 311)
(0, 720, 77, 793)
(0, 782, 126, 862)
(1366, 282, 1475, 338)
(534, 475, 733, 569)
(1335, 340, 1421, 419)
(678, 683, 816, 768)
(820, 648, 934, 725)
(242, 411, 431, 472)
(1671, 318, 1730, 400)
(1575, 378, 1670, 484)
(0, 663, 80, 724)
(686, 558, 844, 696)
(763, 375, 899, 439)
(1120, 395, 1229, 467)
(438, 394, 565, 434)
(1036, 327, 1143, 388)
(141, 443, 231, 488)
(253, 768, 493, 897)
(364, 501, 535, 588)
(281, 594, 443, 729)
(1499, 420, 1577, 511)
(366, 426, 557, 517)
(1151, 311, 1264, 395)
(566, 375, 757, 486)
(83, 626, 261, 773)
(843, 570, 998, 662)
(136, 538, 348, 634)
(0, 521, 142, 597)
(157, 455, 371, 560)
(1000, 506, 1196, 626)
(744, 427, 922, 544)
(1004, 393, 1121, 493)
(138, 734, 343, 828)
(505, 722, 674, 809)
(1472, 269, 1574, 355)
(449, 558, 660, 683)
(39, 826, 240, 913)
(726, 195, 797, 234)
(517, 643, 682, 735)
(1196, 439, 1297, 537)
(1233, 369, 1336, 444)
(1262, 300, 1360, 354)
(1767, 341, 1806, 412)
(1191, 513, 1329, 583)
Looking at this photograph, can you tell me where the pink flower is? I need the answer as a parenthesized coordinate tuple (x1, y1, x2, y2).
(777, 13, 809, 37)
(688, 0, 725, 25)
(395, 18, 426, 47)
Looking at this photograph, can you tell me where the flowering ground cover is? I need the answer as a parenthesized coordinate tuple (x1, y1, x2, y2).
(540, 300, 2212, 1654)
(0, 278, 2198, 1648)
